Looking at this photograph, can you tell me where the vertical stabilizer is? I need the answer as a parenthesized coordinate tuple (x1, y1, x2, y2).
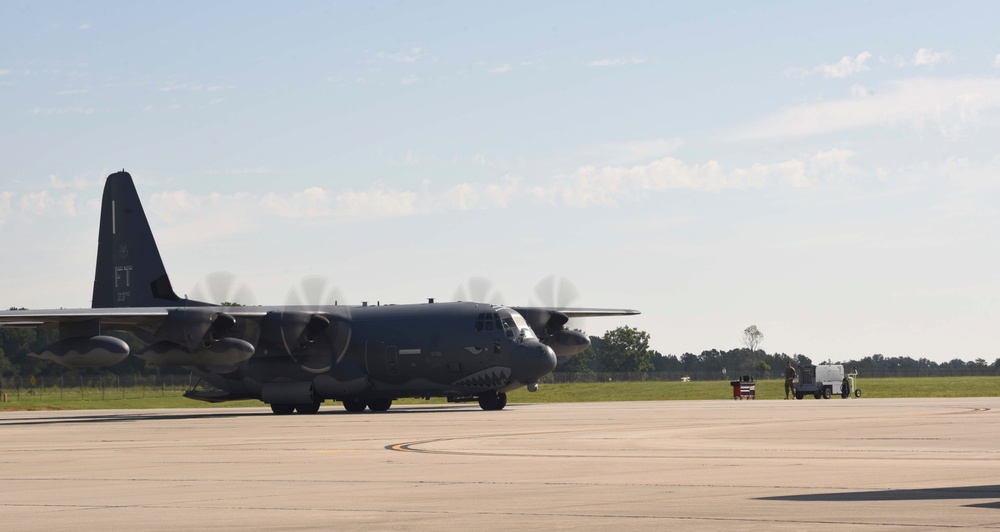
(92, 171, 182, 308)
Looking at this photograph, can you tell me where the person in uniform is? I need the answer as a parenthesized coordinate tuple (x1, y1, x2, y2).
(784, 362, 797, 399)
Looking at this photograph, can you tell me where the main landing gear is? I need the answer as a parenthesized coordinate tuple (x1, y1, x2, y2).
(478, 391, 508, 411)
(270, 401, 322, 415)
(341, 397, 394, 413)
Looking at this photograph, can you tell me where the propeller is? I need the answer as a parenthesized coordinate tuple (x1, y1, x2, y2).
(523, 275, 590, 359)
(190, 271, 257, 306)
(258, 275, 352, 373)
(531, 274, 581, 309)
(453, 276, 505, 304)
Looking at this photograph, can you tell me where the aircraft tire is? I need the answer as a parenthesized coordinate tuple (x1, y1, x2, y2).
(295, 402, 321, 415)
(270, 403, 295, 415)
(478, 391, 507, 411)
(367, 398, 392, 412)
(343, 398, 367, 413)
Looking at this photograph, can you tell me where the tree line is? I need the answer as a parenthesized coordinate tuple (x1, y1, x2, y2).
(2, 321, 998, 379)
(556, 327, 1000, 378)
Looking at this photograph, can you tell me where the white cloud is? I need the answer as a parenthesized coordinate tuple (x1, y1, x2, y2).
(14, 191, 81, 216)
(488, 64, 512, 74)
(46, 174, 101, 190)
(733, 78, 1000, 140)
(78, 23, 91, 30)
(150, 190, 203, 222)
(443, 179, 519, 210)
(400, 75, 420, 85)
(160, 82, 199, 92)
(263, 187, 333, 218)
(593, 138, 685, 163)
(56, 88, 90, 95)
(334, 187, 417, 219)
(822, 52, 872, 78)
(913, 48, 951, 67)
(159, 83, 235, 92)
(850, 84, 871, 98)
(813, 148, 854, 169)
(0, 191, 13, 218)
(29, 106, 94, 115)
(531, 150, 861, 206)
(377, 47, 427, 63)
(0, 69, 12, 76)
(152, 185, 419, 223)
(589, 57, 646, 67)
(787, 52, 872, 79)
(994, 54, 1000, 68)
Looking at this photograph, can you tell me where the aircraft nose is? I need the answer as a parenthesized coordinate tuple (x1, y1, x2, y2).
(517, 342, 557, 381)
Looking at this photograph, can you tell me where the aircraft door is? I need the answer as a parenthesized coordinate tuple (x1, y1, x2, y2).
(386, 345, 399, 376)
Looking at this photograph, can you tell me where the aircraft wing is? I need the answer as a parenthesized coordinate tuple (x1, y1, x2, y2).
(0, 306, 271, 328)
(0, 307, 168, 328)
(546, 307, 640, 318)
(510, 306, 640, 319)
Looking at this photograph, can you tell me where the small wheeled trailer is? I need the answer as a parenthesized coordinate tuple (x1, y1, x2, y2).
(730, 375, 756, 400)
(844, 368, 862, 397)
(794, 364, 859, 399)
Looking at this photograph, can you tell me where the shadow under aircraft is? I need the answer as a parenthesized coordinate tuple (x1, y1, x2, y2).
(0, 172, 638, 415)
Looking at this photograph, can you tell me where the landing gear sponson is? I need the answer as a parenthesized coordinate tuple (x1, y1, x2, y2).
(272, 392, 512, 415)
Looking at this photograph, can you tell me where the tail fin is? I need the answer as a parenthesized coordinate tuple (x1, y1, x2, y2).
(92, 171, 183, 308)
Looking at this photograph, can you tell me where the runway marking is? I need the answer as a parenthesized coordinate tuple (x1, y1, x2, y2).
(387, 429, 1000, 459)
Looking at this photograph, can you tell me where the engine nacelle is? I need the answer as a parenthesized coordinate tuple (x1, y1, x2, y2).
(155, 308, 237, 352)
(546, 329, 590, 357)
(29, 336, 130, 367)
(135, 338, 254, 367)
(260, 310, 330, 355)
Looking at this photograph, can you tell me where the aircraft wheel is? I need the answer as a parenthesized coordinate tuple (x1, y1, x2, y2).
(478, 391, 507, 411)
(295, 402, 321, 415)
(822, 387, 832, 399)
(343, 397, 367, 413)
(270, 403, 295, 415)
(367, 398, 392, 412)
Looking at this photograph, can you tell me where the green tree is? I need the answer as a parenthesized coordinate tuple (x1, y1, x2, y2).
(595, 326, 654, 374)
(742, 325, 763, 352)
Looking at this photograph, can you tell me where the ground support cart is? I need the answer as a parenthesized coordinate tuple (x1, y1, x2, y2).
(730, 376, 755, 400)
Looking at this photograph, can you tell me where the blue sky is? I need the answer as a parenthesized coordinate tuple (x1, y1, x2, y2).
(2, 1, 999, 363)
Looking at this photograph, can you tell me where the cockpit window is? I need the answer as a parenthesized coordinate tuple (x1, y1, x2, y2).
(496, 307, 537, 340)
(474, 312, 503, 332)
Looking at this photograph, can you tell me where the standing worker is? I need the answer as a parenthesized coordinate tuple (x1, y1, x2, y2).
(784, 362, 797, 400)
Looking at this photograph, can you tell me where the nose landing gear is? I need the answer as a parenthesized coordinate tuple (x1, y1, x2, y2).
(478, 390, 508, 411)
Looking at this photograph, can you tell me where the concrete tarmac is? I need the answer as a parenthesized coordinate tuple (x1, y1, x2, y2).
(1, 398, 999, 530)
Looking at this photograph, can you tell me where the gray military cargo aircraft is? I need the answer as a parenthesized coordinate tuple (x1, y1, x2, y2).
(0, 172, 639, 414)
